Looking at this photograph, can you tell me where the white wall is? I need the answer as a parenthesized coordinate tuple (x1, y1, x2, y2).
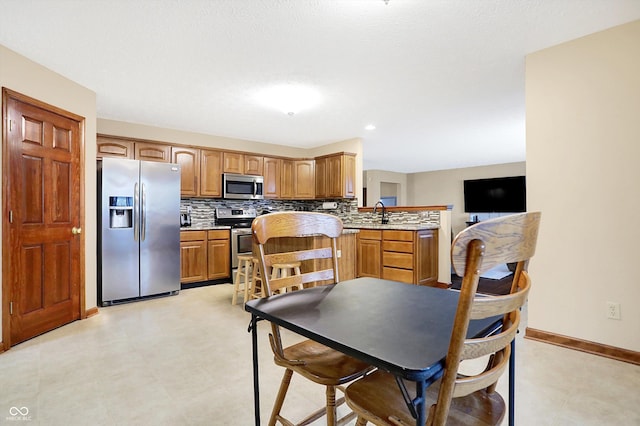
(364, 169, 408, 207)
(407, 162, 526, 234)
(526, 20, 640, 351)
(0, 44, 98, 345)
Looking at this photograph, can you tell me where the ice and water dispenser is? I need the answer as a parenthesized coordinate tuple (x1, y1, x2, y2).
(109, 196, 133, 228)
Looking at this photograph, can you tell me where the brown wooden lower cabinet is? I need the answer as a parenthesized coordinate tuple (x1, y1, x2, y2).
(208, 230, 230, 280)
(180, 231, 208, 283)
(337, 233, 357, 281)
(382, 230, 415, 284)
(180, 230, 230, 283)
(357, 230, 382, 278)
(357, 228, 438, 286)
(382, 266, 414, 284)
(414, 229, 438, 286)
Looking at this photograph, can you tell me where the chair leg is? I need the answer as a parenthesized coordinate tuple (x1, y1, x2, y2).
(355, 418, 368, 426)
(326, 385, 337, 426)
(294, 265, 304, 290)
(251, 259, 263, 298)
(269, 369, 293, 426)
(232, 265, 242, 305)
(242, 261, 252, 304)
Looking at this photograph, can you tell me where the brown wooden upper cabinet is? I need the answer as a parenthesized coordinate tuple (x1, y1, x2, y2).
(97, 135, 171, 163)
(171, 147, 223, 197)
(265, 156, 314, 200)
(315, 156, 327, 198)
(315, 153, 356, 198)
(135, 142, 171, 162)
(244, 155, 264, 176)
(200, 149, 223, 197)
(98, 134, 356, 200)
(171, 146, 200, 197)
(223, 152, 244, 174)
(263, 156, 281, 198)
(97, 135, 134, 159)
(294, 159, 315, 199)
(280, 159, 294, 199)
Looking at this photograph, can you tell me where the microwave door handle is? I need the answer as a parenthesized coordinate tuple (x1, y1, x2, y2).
(253, 181, 257, 196)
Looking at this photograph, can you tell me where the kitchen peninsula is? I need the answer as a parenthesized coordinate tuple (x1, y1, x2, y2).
(345, 205, 451, 287)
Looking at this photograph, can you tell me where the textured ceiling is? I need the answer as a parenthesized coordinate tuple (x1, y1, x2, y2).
(1, 1, 639, 173)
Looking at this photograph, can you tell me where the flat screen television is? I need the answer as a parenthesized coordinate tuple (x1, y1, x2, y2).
(463, 176, 526, 213)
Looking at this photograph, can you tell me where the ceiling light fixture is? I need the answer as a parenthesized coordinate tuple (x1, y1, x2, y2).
(254, 84, 322, 115)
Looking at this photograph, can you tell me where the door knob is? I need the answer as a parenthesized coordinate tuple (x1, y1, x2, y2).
(72, 227, 82, 235)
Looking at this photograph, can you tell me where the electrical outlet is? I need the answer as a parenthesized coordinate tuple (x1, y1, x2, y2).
(607, 302, 621, 320)
(336, 250, 342, 258)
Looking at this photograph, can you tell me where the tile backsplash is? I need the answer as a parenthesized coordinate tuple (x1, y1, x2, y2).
(180, 198, 440, 227)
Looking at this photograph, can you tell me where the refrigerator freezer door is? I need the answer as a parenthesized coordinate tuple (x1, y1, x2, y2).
(139, 161, 181, 297)
(100, 158, 140, 302)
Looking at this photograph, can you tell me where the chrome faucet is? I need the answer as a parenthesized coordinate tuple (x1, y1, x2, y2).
(373, 200, 389, 224)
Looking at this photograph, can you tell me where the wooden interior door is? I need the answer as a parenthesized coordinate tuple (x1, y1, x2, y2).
(3, 89, 83, 347)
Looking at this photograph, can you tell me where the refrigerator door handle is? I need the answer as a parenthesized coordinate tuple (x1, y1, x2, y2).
(133, 182, 139, 242)
(141, 183, 147, 242)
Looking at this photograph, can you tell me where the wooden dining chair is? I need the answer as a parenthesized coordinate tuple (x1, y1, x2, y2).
(252, 211, 375, 426)
(344, 211, 541, 426)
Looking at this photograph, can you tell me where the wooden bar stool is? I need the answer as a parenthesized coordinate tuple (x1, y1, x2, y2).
(250, 257, 264, 299)
(271, 262, 302, 292)
(232, 254, 253, 305)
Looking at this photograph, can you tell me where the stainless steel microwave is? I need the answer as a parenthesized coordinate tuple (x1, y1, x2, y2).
(222, 173, 264, 200)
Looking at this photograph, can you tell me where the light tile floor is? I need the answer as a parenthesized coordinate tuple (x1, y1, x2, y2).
(1, 284, 638, 425)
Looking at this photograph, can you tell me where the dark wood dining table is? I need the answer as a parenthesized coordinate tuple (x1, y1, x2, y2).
(245, 277, 508, 426)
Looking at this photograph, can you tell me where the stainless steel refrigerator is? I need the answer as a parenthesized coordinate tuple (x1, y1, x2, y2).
(98, 158, 181, 306)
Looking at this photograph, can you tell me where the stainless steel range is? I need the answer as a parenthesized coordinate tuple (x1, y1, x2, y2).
(216, 207, 257, 269)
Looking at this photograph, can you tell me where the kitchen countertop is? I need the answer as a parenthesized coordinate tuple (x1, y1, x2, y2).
(180, 223, 230, 231)
(343, 223, 439, 231)
(181, 223, 360, 234)
(181, 223, 437, 232)
(341, 229, 359, 235)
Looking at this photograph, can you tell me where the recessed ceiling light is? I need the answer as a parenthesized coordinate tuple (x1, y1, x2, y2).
(365, 124, 376, 130)
(254, 84, 322, 115)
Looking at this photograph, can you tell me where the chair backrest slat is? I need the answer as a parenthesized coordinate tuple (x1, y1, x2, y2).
(263, 247, 334, 267)
(468, 282, 530, 320)
(453, 346, 510, 398)
(252, 211, 343, 244)
(462, 308, 521, 360)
